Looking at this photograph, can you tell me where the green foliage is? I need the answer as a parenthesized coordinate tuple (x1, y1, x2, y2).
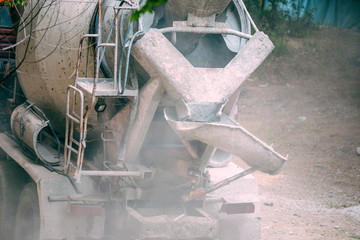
(1, 0, 26, 7)
(244, 0, 316, 56)
(244, 0, 315, 37)
(283, 0, 315, 37)
(130, 0, 167, 21)
(13, 0, 26, 6)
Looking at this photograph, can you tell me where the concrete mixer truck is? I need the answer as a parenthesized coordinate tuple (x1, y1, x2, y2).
(0, 0, 287, 239)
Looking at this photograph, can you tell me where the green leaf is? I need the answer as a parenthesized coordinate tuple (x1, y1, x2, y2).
(130, 0, 167, 21)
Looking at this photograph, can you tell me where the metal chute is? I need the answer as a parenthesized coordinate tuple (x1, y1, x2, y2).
(164, 107, 287, 175)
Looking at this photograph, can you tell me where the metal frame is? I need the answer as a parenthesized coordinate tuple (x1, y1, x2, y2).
(64, 85, 85, 179)
(65, 0, 141, 182)
(74, 1, 138, 97)
(75, 4, 119, 96)
(64, 83, 144, 182)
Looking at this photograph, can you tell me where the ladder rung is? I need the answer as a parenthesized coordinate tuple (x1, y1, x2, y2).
(71, 138, 80, 146)
(98, 43, 116, 47)
(102, 138, 117, 142)
(113, 6, 138, 10)
(71, 111, 81, 119)
(67, 114, 81, 124)
(66, 145, 79, 154)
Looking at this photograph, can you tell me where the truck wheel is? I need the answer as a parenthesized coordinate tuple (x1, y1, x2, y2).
(0, 158, 28, 240)
(14, 182, 40, 240)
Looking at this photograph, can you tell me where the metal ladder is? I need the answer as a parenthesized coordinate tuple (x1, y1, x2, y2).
(64, 86, 86, 181)
(75, 0, 139, 98)
(64, 0, 142, 182)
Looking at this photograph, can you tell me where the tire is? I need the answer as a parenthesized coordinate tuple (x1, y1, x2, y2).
(0, 158, 28, 240)
(14, 182, 40, 240)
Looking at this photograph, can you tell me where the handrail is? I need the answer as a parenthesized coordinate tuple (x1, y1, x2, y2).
(159, 26, 252, 40)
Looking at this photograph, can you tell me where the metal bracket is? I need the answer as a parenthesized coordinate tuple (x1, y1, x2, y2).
(187, 167, 257, 201)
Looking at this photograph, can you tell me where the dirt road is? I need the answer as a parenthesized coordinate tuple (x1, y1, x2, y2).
(236, 27, 360, 239)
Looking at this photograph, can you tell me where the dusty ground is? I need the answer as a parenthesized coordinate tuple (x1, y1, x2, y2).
(235, 27, 360, 239)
